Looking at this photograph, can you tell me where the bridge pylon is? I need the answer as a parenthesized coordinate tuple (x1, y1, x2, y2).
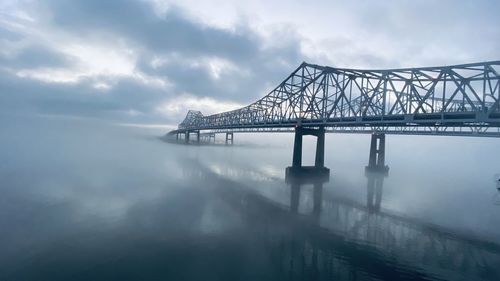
(286, 126, 330, 180)
(225, 132, 233, 145)
(180, 130, 201, 144)
(365, 133, 389, 175)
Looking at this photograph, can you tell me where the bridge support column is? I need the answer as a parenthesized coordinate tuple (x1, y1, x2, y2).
(365, 133, 389, 174)
(292, 126, 326, 168)
(314, 128, 325, 168)
(185, 131, 190, 144)
(176, 133, 179, 142)
(292, 127, 303, 167)
(225, 132, 233, 145)
(287, 126, 329, 179)
(209, 133, 215, 143)
(196, 131, 200, 144)
(364, 133, 388, 213)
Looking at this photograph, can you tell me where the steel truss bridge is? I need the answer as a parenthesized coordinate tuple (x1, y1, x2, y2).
(169, 61, 500, 138)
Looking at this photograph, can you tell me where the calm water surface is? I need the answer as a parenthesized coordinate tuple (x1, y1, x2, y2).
(1, 115, 500, 280)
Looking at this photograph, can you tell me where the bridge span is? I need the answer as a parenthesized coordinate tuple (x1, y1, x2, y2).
(166, 61, 500, 174)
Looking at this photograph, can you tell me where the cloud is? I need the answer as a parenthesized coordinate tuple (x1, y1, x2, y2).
(150, 54, 248, 80)
(156, 94, 243, 119)
(0, 0, 308, 126)
(0, 0, 499, 127)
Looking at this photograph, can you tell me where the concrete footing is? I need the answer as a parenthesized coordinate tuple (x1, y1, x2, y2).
(285, 166, 330, 183)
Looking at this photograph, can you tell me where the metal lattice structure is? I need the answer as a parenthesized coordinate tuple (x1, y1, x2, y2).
(172, 61, 500, 137)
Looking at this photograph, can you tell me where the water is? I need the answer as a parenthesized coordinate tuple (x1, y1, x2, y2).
(1, 114, 500, 281)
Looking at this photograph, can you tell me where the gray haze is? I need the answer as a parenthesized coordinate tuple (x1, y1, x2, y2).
(1, 1, 500, 280)
(1, 114, 500, 280)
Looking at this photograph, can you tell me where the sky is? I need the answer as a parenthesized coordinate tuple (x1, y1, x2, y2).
(1, 0, 499, 127)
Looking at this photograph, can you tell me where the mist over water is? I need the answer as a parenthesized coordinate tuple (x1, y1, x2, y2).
(1, 114, 500, 280)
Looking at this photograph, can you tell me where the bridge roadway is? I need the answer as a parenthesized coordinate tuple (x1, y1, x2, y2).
(166, 61, 500, 175)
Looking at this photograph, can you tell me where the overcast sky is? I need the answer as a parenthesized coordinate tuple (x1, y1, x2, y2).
(1, 0, 499, 126)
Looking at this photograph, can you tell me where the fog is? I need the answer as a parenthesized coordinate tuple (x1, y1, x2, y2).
(0, 113, 499, 280)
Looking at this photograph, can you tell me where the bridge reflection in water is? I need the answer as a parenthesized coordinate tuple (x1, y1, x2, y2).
(182, 159, 500, 281)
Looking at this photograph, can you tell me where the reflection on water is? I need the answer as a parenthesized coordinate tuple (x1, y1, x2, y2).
(1, 117, 500, 280)
(205, 162, 500, 281)
(181, 156, 500, 280)
(366, 171, 384, 213)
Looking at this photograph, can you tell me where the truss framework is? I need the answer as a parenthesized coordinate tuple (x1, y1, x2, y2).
(175, 61, 500, 137)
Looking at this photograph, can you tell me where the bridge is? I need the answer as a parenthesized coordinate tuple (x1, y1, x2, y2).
(167, 61, 500, 175)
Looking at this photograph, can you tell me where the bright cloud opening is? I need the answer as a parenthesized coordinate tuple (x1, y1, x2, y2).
(151, 54, 247, 80)
(156, 94, 243, 119)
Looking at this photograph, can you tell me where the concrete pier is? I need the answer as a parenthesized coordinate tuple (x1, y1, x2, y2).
(364, 132, 388, 213)
(287, 126, 329, 179)
(365, 133, 389, 175)
(225, 132, 233, 145)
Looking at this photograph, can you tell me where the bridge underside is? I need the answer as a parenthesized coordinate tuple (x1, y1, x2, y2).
(203, 127, 500, 137)
(169, 120, 500, 138)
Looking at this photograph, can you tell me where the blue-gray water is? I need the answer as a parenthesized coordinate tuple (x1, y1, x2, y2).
(1, 114, 500, 281)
